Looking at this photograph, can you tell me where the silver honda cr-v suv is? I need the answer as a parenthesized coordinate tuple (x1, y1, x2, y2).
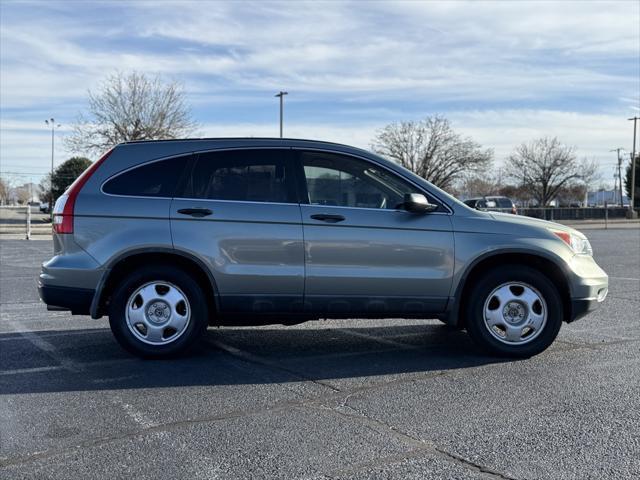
(39, 138, 608, 358)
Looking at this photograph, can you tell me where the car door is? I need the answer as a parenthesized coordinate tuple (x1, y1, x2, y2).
(170, 148, 305, 314)
(296, 150, 454, 316)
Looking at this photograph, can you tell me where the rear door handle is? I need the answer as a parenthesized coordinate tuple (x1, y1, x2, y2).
(310, 213, 345, 223)
(177, 208, 213, 218)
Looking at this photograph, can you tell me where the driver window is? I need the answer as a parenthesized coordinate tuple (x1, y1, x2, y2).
(301, 151, 420, 210)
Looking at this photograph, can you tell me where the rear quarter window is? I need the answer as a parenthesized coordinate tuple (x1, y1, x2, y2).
(103, 155, 191, 197)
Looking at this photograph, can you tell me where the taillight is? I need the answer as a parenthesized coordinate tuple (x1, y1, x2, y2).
(511, 206, 517, 215)
(53, 148, 113, 234)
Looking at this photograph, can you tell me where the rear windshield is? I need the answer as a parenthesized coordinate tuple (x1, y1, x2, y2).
(494, 198, 513, 208)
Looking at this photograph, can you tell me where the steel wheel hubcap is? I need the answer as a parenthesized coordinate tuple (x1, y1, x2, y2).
(483, 282, 547, 345)
(125, 281, 191, 346)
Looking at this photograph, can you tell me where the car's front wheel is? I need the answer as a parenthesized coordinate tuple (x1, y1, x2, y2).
(464, 266, 563, 358)
(108, 266, 209, 358)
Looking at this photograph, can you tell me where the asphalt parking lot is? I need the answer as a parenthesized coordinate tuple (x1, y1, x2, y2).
(1, 228, 639, 479)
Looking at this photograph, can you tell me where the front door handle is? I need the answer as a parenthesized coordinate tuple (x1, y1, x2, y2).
(177, 208, 213, 218)
(310, 213, 345, 223)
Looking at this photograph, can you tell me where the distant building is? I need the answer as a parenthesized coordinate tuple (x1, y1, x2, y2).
(7, 182, 41, 205)
(587, 189, 628, 207)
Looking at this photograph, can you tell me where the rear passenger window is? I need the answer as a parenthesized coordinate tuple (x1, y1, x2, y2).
(103, 156, 190, 197)
(182, 149, 295, 203)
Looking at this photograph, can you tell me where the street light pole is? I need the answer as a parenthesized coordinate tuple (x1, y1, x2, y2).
(610, 148, 625, 207)
(629, 117, 639, 217)
(274, 91, 288, 138)
(45, 118, 60, 220)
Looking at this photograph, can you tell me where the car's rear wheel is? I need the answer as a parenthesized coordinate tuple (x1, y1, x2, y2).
(108, 266, 208, 358)
(464, 266, 562, 358)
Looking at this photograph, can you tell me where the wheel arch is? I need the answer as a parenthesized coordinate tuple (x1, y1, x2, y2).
(450, 250, 572, 328)
(90, 248, 219, 321)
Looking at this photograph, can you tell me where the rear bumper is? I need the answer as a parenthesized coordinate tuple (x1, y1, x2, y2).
(38, 283, 95, 315)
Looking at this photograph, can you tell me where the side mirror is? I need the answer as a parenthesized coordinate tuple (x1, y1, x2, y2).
(403, 193, 438, 213)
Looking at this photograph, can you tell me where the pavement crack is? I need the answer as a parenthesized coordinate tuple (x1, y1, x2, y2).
(321, 393, 518, 480)
(0, 396, 319, 468)
(205, 336, 341, 392)
(434, 447, 519, 480)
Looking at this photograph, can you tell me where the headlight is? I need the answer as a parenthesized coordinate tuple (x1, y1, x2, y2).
(550, 229, 593, 256)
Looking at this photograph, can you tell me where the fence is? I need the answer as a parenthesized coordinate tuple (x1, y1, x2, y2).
(0, 205, 51, 238)
(519, 207, 629, 222)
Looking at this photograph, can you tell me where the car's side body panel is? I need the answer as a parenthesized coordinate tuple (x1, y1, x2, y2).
(171, 199, 305, 314)
(300, 204, 454, 315)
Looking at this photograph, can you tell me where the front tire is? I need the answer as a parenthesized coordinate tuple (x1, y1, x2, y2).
(108, 265, 209, 358)
(464, 266, 562, 358)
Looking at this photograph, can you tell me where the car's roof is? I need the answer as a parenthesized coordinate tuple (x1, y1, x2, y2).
(118, 137, 377, 162)
(122, 137, 352, 149)
(466, 195, 511, 200)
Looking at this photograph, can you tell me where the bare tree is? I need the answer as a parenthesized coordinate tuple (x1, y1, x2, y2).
(0, 177, 8, 205)
(456, 174, 499, 199)
(505, 137, 593, 206)
(372, 116, 493, 190)
(66, 72, 198, 155)
(578, 158, 600, 205)
(14, 185, 31, 205)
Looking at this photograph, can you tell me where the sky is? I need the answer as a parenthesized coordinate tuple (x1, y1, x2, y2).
(1, 0, 639, 187)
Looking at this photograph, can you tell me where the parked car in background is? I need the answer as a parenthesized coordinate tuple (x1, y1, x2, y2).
(39, 138, 607, 359)
(39, 202, 50, 213)
(464, 196, 517, 214)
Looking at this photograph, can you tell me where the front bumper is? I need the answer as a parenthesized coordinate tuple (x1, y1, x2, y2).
(566, 254, 608, 323)
(38, 283, 95, 315)
(570, 296, 605, 323)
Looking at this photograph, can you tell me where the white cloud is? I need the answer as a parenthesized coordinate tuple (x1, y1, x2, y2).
(2, 1, 637, 106)
(0, 0, 638, 189)
(0, 109, 631, 188)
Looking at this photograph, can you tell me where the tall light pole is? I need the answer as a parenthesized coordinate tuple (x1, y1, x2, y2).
(274, 91, 288, 138)
(45, 118, 60, 220)
(610, 148, 625, 207)
(629, 117, 639, 218)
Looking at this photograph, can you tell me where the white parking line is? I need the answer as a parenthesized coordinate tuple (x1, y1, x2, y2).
(609, 276, 640, 281)
(0, 329, 107, 342)
(0, 358, 136, 377)
(6, 319, 84, 373)
(0, 365, 65, 376)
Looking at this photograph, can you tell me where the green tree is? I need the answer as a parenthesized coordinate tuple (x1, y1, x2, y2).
(624, 156, 640, 209)
(51, 157, 92, 200)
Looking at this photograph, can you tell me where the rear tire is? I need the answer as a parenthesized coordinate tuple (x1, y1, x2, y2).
(108, 265, 209, 358)
(464, 265, 562, 358)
